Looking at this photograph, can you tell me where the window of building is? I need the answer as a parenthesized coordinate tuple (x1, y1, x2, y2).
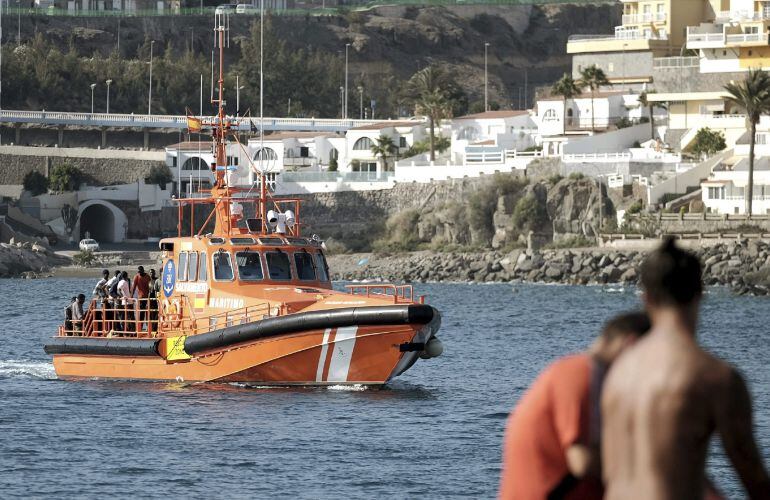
(643, 4, 651, 13)
(172, 157, 178, 168)
(315, 252, 330, 282)
(265, 251, 292, 280)
(235, 251, 264, 281)
(188, 252, 198, 282)
(722, 50, 727, 56)
(399, 137, 407, 148)
(457, 126, 480, 141)
(199, 252, 208, 281)
(353, 137, 374, 150)
(177, 252, 188, 281)
(657, 3, 664, 13)
(254, 147, 278, 161)
(659, 28, 666, 39)
(749, 50, 753, 56)
(735, 207, 740, 214)
(181, 157, 207, 171)
(608, 62, 614, 72)
(294, 252, 316, 281)
(213, 251, 234, 281)
(226, 155, 239, 166)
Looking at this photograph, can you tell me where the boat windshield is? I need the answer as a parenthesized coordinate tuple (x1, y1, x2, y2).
(265, 251, 292, 280)
(236, 251, 264, 281)
(315, 252, 329, 282)
(213, 251, 234, 281)
(294, 251, 316, 281)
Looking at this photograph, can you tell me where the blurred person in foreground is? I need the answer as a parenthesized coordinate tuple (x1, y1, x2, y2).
(499, 311, 651, 499)
(602, 238, 770, 499)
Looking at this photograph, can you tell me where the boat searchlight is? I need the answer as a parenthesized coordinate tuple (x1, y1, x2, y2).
(267, 209, 295, 234)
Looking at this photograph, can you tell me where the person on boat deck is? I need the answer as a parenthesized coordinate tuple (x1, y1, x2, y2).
(106, 270, 121, 299)
(148, 269, 159, 332)
(64, 296, 76, 334)
(131, 266, 152, 330)
(70, 294, 86, 332)
(601, 239, 770, 500)
(117, 271, 133, 333)
(499, 311, 650, 500)
(92, 269, 110, 301)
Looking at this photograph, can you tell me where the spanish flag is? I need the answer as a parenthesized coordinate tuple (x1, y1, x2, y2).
(187, 115, 202, 133)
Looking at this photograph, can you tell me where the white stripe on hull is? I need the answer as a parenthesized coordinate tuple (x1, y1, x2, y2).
(315, 328, 332, 382)
(326, 326, 358, 382)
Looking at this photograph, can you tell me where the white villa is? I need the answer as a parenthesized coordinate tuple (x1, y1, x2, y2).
(450, 110, 538, 164)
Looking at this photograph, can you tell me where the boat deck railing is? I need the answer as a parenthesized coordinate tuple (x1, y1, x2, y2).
(345, 284, 424, 304)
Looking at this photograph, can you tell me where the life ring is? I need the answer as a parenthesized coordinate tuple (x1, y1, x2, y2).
(162, 298, 182, 329)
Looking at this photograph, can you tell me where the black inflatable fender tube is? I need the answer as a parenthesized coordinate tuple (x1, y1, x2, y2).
(184, 305, 437, 355)
(44, 337, 161, 357)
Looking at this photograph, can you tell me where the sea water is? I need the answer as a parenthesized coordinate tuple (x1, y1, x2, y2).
(1, 279, 768, 498)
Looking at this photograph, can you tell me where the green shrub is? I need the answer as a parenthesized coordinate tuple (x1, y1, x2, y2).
(512, 194, 547, 232)
(146, 164, 173, 189)
(616, 117, 633, 129)
(548, 174, 564, 185)
(49, 164, 83, 192)
(626, 199, 644, 215)
(73, 250, 95, 267)
(689, 127, 726, 158)
(371, 209, 422, 252)
(632, 140, 642, 148)
(568, 172, 585, 180)
(23, 170, 48, 196)
(328, 157, 338, 172)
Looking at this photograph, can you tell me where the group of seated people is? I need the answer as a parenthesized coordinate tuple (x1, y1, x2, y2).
(64, 266, 161, 335)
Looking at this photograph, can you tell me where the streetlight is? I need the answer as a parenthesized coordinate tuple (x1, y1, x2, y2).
(358, 86, 363, 120)
(105, 79, 112, 113)
(344, 43, 350, 119)
(484, 42, 490, 112)
(339, 86, 344, 119)
(148, 40, 154, 116)
(237, 82, 245, 115)
(90, 83, 96, 114)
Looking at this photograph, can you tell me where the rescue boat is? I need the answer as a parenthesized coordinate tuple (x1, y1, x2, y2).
(43, 14, 443, 386)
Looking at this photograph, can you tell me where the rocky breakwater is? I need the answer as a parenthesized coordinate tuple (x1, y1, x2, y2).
(0, 240, 70, 278)
(327, 239, 770, 295)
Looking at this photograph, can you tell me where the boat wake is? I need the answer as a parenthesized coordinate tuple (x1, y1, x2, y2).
(0, 360, 57, 380)
(326, 384, 368, 392)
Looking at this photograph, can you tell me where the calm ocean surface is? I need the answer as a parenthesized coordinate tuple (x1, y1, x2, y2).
(1, 279, 768, 499)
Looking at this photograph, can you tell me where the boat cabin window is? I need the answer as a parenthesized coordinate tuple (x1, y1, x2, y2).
(286, 237, 309, 246)
(315, 252, 330, 282)
(188, 252, 199, 281)
(178, 252, 188, 281)
(265, 251, 292, 280)
(209, 237, 226, 245)
(294, 251, 316, 281)
(258, 237, 285, 246)
(199, 252, 208, 282)
(213, 251, 234, 281)
(235, 251, 264, 281)
(231, 237, 256, 245)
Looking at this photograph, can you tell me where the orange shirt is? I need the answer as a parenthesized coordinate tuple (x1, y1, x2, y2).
(132, 273, 151, 298)
(499, 353, 600, 500)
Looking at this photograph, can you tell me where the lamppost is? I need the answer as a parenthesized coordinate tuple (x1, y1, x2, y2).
(148, 40, 154, 115)
(90, 83, 96, 114)
(358, 86, 363, 120)
(344, 43, 350, 119)
(339, 86, 344, 119)
(105, 79, 112, 113)
(484, 42, 490, 112)
(237, 81, 245, 115)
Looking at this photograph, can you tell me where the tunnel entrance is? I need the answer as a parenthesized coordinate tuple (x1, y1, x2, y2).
(79, 203, 115, 243)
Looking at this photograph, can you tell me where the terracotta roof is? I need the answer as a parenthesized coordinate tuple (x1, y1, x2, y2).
(349, 120, 424, 130)
(472, 139, 495, 145)
(165, 141, 213, 151)
(455, 110, 529, 120)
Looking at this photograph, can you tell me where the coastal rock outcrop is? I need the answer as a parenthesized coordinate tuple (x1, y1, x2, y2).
(328, 239, 770, 296)
(0, 241, 70, 278)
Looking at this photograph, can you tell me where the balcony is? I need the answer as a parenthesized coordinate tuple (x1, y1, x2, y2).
(715, 8, 770, 22)
(726, 32, 768, 46)
(686, 25, 726, 48)
(652, 56, 699, 68)
(567, 28, 668, 53)
(622, 12, 666, 25)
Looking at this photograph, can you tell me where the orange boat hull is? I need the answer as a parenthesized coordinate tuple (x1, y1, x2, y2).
(51, 322, 434, 385)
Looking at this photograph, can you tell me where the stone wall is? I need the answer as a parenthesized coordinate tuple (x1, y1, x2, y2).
(651, 66, 746, 94)
(571, 51, 654, 80)
(1, 151, 165, 186)
(0, 125, 183, 150)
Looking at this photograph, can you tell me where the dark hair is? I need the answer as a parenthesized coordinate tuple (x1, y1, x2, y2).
(641, 237, 702, 306)
(77, 293, 86, 301)
(138, 266, 145, 273)
(601, 311, 651, 341)
(121, 271, 129, 280)
(102, 269, 109, 277)
(115, 270, 122, 276)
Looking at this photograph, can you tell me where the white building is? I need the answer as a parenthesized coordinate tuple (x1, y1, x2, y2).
(450, 110, 538, 164)
(701, 157, 770, 214)
(344, 121, 427, 175)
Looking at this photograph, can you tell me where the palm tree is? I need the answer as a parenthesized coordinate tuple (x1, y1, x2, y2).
(405, 65, 456, 161)
(725, 69, 770, 216)
(370, 134, 397, 173)
(551, 73, 581, 130)
(579, 65, 610, 132)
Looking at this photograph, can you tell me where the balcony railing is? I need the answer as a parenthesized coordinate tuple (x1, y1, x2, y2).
(622, 12, 666, 24)
(726, 32, 767, 44)
(653, 56, 699, 68)
(715, 8, 770, 22)
(569, 30, 667, 42)
(279, 171, 394, 183)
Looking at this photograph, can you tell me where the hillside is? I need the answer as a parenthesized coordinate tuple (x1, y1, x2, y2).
(8, 3, 619, 116)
